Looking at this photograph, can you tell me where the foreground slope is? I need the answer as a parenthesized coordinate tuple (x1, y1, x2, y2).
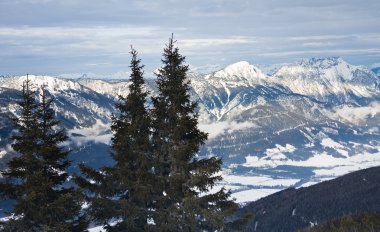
(301, 212, 380, 232)
(237, 166, 380, 232)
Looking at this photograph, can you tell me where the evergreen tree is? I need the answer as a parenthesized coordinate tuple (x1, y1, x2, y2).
(0, 78, 88, 231)
(151, 35, 242, 231)
(77, 47, 153, 231)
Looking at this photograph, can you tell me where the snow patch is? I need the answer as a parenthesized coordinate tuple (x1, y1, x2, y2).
(88, 226, 105, 232)
(223, 175, 299, 187)
(321, 138, 344, 149)
(298, 181, 320, 188)
(0, 150, 6, 159)
(245, 146, 380, 169)
(232, 188, 281, 203)
(266, 144, 296, 158)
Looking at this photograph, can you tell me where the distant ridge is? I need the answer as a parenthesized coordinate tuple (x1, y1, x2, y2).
(237, 166, 380, 232)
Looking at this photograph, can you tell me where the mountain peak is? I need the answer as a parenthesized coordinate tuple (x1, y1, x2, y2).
(210, 61, 266, 81)
(272, 57, 379, 101)
(276, 57, 360, 80)
(300, 57, 347, 69)
(223, 61, 251, 71)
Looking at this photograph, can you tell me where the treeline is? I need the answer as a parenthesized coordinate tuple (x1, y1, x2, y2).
(0, 36, 248, 231)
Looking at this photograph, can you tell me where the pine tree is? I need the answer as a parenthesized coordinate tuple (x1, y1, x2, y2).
(77, 47, 153, 231)
(151, 35, 242, 231)
(0, 78, 88, 231)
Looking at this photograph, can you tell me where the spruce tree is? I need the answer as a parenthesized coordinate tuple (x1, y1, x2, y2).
(77, 47, 153, 231)
(151, 35, 241, 231)
(0, 78, 88, 231)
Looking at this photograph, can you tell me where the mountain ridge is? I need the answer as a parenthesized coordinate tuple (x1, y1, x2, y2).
(1, 57, 380, 204)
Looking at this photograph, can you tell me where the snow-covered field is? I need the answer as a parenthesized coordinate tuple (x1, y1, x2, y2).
(222, 145, 380, 203)
(88, 226, 104, 232)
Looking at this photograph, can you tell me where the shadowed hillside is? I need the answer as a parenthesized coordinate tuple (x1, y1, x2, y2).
(237, 166, 380, 232)
(300, 211, 380, 232)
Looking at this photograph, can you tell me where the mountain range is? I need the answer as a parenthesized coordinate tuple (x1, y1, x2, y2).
(0, 57, 379, 204)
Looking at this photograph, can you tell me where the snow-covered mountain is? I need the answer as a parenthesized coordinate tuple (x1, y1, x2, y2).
(372, 66, 380, 77)
(186, 58, 380, 203)
(0, 75, 114, 127)
(271, 57, 379, 103)
(1, 57, 380, 204)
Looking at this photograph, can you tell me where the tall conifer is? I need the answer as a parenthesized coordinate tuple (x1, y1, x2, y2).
(0, 78, 87, 231)
(151, 35, 241, 231)
(77, 47, 153, 231)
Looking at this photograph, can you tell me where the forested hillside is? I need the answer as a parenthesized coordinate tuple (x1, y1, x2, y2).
(237, 166, 380, 232)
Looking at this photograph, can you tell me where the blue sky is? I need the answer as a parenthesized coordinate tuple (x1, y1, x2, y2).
(0, 0, 379, 77)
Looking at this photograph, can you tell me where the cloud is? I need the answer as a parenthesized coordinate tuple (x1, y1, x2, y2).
(179, 37, 256, 48)
(290, 35, 350, 41)
(332, 102, 380, 124)
(256, 48, 380, 58)
(1, 1, 380, 75)
(67, 120, 112, 146)
(302, 42, 336, 47)
(0, 26, 157, 38)
(199, 121, 256, 140)
(0, 26, 163, 57)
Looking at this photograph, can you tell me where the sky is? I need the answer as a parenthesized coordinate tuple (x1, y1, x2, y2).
(0, 0, 380, 78)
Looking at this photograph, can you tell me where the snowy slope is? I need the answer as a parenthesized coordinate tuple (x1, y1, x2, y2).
(78, 79, 131, 98)
(0, 75, 115, 127)
(271, 57, 379, 103)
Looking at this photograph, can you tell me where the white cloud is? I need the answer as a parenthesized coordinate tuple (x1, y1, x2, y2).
(179, 37, 256, 48)
(302, 42, 336, 47)
(0, 26, 157, 38)
(199, 121, 256, 140)
(0, 26, 166, 57)
(332, 102, 380, 124)
(68, 120, 112, 146)
(289, 35, 350, 41)
(257, 48, 380, 57)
